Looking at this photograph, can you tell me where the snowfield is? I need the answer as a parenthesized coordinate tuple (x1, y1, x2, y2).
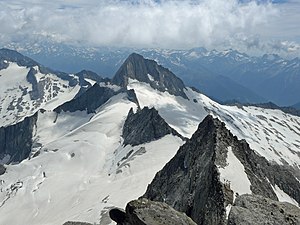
(0, 63, 81, 127)
(0, 78, 300, 224)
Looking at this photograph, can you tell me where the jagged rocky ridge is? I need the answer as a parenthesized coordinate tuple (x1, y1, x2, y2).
(143, 115, 300, 225)
(0, 113, 38, 164)
(122, 106, 183, 146)
(110, 198, 197, 225)
(112, 53, 188, 99)
(55, 83, 139, 114)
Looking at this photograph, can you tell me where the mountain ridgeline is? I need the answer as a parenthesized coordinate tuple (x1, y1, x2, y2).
(112, 53, 188, 99)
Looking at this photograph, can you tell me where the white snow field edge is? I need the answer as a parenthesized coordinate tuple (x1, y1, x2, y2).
(0, 79, 299, 224)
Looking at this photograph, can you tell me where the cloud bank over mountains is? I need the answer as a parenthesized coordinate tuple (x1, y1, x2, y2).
(0, 0, 299, 56)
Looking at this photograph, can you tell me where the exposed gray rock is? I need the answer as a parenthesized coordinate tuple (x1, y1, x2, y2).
(143, 115, 300, 225)
(228, 194, 300, 225)
(0, 164, 6, 175)
(0, 113, 38, 163)
(62, 222, 93, 225)
(54, 84, 116, 113)
(112, 53, 188, 99)
(109, 198, 196, 225)
(55, 83, 139, 114)
(122, 106, 183, 146)
(143, 115, 227, 225)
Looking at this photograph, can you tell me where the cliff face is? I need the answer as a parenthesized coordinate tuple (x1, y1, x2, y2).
(122, 106, 183, 146)
(54, 82, 139, 114)
(112, 53, 187, 99)
(0, 113, 38, 163)
(143, 115, 300, 225)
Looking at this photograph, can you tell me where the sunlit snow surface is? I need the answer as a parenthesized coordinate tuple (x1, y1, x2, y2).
(0, 79, 300, 224)
(0, 63, 80, 127)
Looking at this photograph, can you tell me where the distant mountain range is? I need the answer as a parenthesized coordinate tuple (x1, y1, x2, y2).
(6, 42, 300, 107)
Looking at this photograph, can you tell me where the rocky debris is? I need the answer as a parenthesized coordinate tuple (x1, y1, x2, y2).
(143, 115, 300, 225)
(62, 222, 93, 225)
(122, 106, 183, 146)
(112, 53, 188, 99)
(0, 113, 38, 163)
(0, 164, 5, 175)
(228, 194, 300, 225)
(109, 198, 196, 225)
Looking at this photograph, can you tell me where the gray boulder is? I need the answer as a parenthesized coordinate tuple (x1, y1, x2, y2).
(228, 194, 300, 225)
(109, 198, 196, 225)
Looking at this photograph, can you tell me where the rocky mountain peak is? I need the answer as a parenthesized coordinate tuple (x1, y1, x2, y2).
(143, 115, 300, 225)
(112, 53, 188, 99)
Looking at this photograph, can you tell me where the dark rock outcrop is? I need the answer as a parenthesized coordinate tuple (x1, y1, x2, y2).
(143, 115, 300, 225)
(228, 194, 300, 225)
(109, 198, 197, 225)
(0, 164, 6, 175)
(62, 222, 93, 225)
(54, 84, 116, 113)
(0, 113, 38, 163)
(122, 107, 183, 146)
(112, 53, 188, 99)
(55, 83, 139, 114)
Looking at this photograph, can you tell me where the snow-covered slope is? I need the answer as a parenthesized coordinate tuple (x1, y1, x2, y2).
(0, 52, 299, 225)
(0, 91, 184, 225)
(0, 49, 88, 127)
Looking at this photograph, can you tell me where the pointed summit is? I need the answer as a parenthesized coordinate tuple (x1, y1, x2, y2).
(112, 53, 188, 99)
(143, 115, 300, 225)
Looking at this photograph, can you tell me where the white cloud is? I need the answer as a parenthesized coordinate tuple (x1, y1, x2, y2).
(0, 0, 299, 55)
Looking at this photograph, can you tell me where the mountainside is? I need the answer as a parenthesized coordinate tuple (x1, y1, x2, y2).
(143, 115, 300, 224)
(0, 48, 90, 127)
(112, 53, 187, 99)
(0, 51, 299, 225)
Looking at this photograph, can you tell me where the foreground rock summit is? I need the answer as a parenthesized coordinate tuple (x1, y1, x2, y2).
(109, 198, 196, 225)
(109, 194, 300, 225)
(228, 194, 300, 225)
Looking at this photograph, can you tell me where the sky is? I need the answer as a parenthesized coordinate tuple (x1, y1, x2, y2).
(0, 0, 299, 56)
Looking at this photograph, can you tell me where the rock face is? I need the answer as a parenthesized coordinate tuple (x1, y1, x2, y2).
(0, 164, 5, 175)
(109, 198, 197, 225)
(228, 194, 300, 225)
(122, 107, 182, 146)
(112, 53, 188, 99)
(54, 84, 116, 113)
(55, 82, 139, 114)
(143, 115, 300, 225)
(62, 222, 92, 225)
(0, 113, 38, 163)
